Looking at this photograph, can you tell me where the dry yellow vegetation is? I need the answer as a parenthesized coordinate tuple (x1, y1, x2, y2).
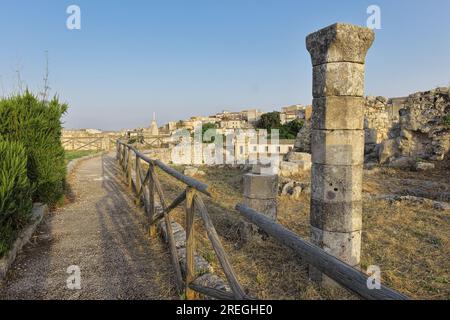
(156, 161, 450, 300)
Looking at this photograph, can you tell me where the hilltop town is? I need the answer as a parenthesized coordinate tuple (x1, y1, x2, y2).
(63, 104, 312, 138)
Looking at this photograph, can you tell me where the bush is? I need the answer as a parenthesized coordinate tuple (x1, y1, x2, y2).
(444, 115, 450, 128)
(280, 119, 304, 139)
(0, 91, 67, 205)
(256, 112, 304, 139)
(0, 140, 33, 257)
(256, 112, 281, 131)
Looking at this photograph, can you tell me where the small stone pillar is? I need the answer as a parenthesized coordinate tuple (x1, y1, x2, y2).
(306, 23, 375, 285)
(240, 173, 278, 242)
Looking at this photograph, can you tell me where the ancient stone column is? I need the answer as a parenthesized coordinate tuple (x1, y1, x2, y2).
(307, 23, 375, 285)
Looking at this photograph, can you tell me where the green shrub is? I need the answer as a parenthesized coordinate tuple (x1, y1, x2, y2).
(0, 140, 33, 257)
(256, 112, 304, 139)
(444, 115, 450, 128)
(0, 91, 67, 205)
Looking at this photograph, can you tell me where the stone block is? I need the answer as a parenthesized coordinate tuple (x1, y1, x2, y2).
(243, 173, 278, 199)
(306, 23, 375, 66)
(243, 197, 277, 220)
(285, 151, 312, 162)
(413, 161, 435, 171)
(292, 186, 303, 200)
(280, 161, 311, 177)
(388, 156, 414, 169)
(313, 62, 365, 98)
(311, 163, 363, 202)
(177, 248, 214, 276)
(158, 220, 186, 248)
(252, 164, 279, 175)
(310, 199, 362, 232)
(184, 166, 198, 176)
(311, 130, 365, 165)
(377, 139, 399, 164)
(194, 273, 231, 297)
(311, 97, 364, 130)
(364, 128, 379, 144)
(310, 226, 361, 267)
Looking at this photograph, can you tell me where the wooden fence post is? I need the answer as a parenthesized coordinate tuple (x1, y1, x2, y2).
(185, 187, 196, 300)
(122, 145, 127, 170)
(148, 164, 157, 238)
(150, 166, 184, 294)
(135, 156, 141, 202)
(127, 147, 133, 189)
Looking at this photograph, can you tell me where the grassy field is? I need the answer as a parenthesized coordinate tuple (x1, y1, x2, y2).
(64, 150, 97, 164)
(155, 162, 450, 300)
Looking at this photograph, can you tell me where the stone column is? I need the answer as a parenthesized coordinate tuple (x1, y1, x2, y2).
(307, 23, 374, 285)
(240, 173, 278, 242)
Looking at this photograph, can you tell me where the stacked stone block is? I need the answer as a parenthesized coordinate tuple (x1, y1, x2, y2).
(306, 23, 374, 284)
(240, 173, 278, 242)
(243, 174, 278, 220)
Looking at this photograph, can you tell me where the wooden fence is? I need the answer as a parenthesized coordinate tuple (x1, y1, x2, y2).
(62, 136, 119, 151)
(116, 140, 409, 300)
(116, 141, 249, 300)
(235, 204, 409, 300)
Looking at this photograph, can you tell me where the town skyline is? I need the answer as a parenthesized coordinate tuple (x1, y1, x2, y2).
(1, 0, 449, 130)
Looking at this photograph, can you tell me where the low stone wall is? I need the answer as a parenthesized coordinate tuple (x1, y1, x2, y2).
(157, 220, 231, 298)
(0, 203, 48, 279)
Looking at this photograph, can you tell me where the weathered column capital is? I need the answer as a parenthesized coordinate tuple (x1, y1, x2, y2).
(306, 23, 375, 66)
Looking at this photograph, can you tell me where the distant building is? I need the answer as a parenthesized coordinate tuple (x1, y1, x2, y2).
(161, 121, 177, 133)
(148, 113, 159, 136)
(215, 110, 243, 121)
(280, 104, 311, 124)
(303, 105, 312, 121)
(220, 120, 247, 129)
(243, 109, 263, 125)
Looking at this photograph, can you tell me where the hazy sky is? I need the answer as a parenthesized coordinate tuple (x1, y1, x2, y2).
(0, 0, 449, 130)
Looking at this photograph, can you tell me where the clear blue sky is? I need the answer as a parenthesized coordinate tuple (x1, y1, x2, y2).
(0, 0, 449, 130)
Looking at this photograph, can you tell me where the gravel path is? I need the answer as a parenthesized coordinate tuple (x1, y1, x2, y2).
(0, 154, 176, 300)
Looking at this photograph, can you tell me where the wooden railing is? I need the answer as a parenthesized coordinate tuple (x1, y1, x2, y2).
(62, 136, 119, 151)
(116, 140, 408, 300)
(235, 204, 409, 300)
(116, 141, 249, 300)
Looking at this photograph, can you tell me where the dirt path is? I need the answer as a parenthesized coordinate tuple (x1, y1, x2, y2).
(0, 154, 176, 300)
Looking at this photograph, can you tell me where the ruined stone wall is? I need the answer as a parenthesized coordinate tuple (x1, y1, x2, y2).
(363, 96, 400, 161)
(392, 87, 450, 162)
(364, 96, 392, 144)
(295, 87, 450, 164)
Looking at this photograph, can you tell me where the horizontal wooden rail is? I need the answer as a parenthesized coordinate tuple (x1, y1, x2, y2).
(152, 190, 187, 224)
(235, 204, 409, 300)
(189, 283, 235, 300)
(154, 159, 211, 197)
(116, 141, 246, 300)
(117, 141, 211, 197)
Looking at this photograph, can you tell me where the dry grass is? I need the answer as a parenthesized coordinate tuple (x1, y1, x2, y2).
(154, 163, 450, 300)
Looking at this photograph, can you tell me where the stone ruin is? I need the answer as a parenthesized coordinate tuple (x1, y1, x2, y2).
(305, 23, 374, 285)
(241, 24, 376, 287)
(240, 22, 449, 289)
(375, 88, 450, 167)
(293, 87, 450, 170)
